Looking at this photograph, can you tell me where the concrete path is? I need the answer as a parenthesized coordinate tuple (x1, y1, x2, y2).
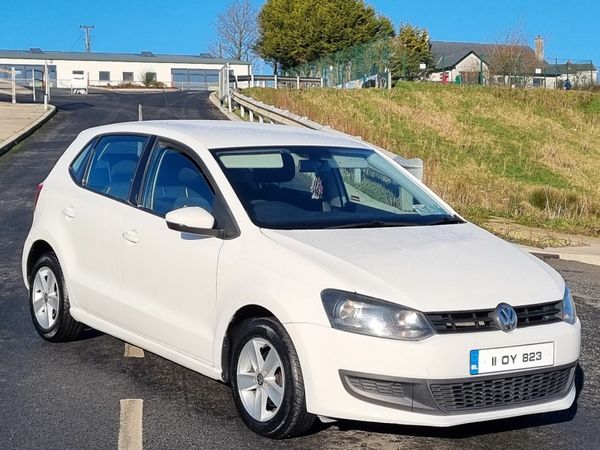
(0, 103, 56, 156)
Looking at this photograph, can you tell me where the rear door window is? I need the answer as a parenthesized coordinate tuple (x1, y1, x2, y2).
(85, 135, 148, 201)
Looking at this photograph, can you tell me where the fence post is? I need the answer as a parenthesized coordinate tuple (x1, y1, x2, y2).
(240, 105, 245, 118)
(250, 74, 254, 88)
(320, 77, 324, 88)
(32, 70, 36, 102)
(44, 63, 50, 100)
(249, 110, 254, 122)
(296, 76, 300, 89)
(387, 70, 392, 90)
(11, 67, 16, 104)
(274, 74, 278, 89)
(138, 104, 143, 121)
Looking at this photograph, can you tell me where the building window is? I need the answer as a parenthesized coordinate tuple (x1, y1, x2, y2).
(99, 71, 110, 82)
(72, 70, 84, 75)
(123, 72, 134, 82)
(145, 72, 157, 83)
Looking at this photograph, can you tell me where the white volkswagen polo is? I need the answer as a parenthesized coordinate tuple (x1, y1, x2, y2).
(22, 120, 580, 438)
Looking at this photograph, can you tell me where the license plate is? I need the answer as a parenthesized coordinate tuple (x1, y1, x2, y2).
(469, 342, 554, 375)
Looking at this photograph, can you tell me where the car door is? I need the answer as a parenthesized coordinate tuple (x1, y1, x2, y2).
(63, 134, 150, 321)
(118, 139, 223, 364)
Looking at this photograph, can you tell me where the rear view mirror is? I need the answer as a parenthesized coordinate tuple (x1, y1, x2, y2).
(165, 207, 221, 237)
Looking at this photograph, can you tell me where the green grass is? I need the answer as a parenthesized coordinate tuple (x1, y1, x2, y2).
(244, 83, 600, 236)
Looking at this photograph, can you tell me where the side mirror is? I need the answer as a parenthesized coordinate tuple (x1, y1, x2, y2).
(165, 207, 221, 237)
(393, 156, 424, 182)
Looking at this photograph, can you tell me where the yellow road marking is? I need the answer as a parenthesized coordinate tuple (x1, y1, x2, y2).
(118, 399, 143, 450)
(124, 343, 145, 358)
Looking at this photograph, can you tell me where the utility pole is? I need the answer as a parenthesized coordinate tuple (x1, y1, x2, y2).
(80, 25, 94, 53)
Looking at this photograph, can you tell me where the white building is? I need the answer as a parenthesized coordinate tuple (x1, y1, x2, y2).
(428, 39, 597, 89)
(0, 48, 251, 90)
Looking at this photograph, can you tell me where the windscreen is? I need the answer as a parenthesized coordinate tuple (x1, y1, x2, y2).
(212, 146, 461, 230)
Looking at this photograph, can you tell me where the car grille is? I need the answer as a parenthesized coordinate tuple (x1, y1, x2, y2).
(430, 366, 574, 412)
(347, 376, 406, 398)
(426, 300, 562, 333)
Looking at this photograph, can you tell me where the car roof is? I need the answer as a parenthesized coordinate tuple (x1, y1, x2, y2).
(81, 120, 373, 151)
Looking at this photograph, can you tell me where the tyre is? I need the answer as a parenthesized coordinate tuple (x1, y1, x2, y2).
(230, 317, 316, 438)
(29, 253, 83, 342)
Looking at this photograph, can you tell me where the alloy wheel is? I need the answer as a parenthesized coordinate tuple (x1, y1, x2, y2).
(236, 337, 285, 422)
(32, 266, 60, 329)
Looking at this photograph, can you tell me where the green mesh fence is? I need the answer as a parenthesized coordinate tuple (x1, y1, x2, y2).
(282, 38, 597, 90)
(283, 39, 393, 88)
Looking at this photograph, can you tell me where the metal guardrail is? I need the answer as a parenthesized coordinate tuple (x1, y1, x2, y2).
(227, 89, 424, 180)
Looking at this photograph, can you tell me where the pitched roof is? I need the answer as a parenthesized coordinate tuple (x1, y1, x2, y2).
(0, 49, 250, 65)
(430, 41, 536, 70)
(544, 62, 597, 76)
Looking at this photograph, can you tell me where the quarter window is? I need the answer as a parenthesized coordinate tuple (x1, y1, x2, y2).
(85, 135, 148, 201)
(69, 140, 95, 184)
(142, 144, 214, 217)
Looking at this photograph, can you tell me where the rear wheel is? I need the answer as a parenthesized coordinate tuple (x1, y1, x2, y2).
(230, 317, 316, 438)
(29, 253, 83, 342)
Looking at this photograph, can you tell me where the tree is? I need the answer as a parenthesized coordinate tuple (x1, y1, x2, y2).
(210, 0, 258, 61)
(389, 24, 433, 81)
(487, 22, 538, 86)
(256, 0, 394, 72)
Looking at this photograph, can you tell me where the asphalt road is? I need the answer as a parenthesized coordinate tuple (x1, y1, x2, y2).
(0, 89, 599, 450)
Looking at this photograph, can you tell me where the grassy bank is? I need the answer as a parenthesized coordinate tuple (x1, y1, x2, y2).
(245, 84, 600, 236)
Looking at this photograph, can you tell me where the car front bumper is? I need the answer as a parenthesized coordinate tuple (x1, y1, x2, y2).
(285, 319, 580, 426)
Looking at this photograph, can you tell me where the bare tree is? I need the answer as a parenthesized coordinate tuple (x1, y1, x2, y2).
(211, 0, 258, 62)
(488, 22, 538, 87)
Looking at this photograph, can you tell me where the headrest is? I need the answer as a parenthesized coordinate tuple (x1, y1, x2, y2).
(177, 167, 199, 184)
(110, 159, 137, 180)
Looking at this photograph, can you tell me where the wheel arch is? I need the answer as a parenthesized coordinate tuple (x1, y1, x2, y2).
(220, 304, 276, 383)
(26, 240, 56, 284)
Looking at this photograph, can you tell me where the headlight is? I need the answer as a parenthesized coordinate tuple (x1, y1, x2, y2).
(321, 289, 435, 341)
(561, 286, 577, 325)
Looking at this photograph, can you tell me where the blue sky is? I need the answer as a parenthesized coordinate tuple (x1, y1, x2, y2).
(1, 0, 597, 66)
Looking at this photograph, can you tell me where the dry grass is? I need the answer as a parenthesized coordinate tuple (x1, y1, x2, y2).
(245, 84, 600, 236)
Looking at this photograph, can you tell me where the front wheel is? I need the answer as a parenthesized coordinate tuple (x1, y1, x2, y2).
(230, 317, 315, 438)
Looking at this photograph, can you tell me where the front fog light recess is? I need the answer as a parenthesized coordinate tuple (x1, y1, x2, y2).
(321, 290, 435, 341)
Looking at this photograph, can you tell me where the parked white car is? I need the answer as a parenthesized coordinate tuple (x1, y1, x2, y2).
(22, 121, 580, 438)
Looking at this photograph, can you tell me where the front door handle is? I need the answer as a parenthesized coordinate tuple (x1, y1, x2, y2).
(62, 206, 76, 219)
(123, 230, 139, 244)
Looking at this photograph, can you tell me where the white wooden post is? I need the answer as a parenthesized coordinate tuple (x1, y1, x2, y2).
(387, 70, 392, 90)
(32, 70, 36, 102)
(259, 115, 264, 123)
(296, 76, 300, 89)
(11, 67, 16, 104)
(250, 74, 254, 88)
(274, 74, 278, 89)
(320, 77, 324, 88)
(249, 110, 254, 122)
(138, 104, 143, 121)
(240, 105, 245, 118)
(44, 63, 49, 97)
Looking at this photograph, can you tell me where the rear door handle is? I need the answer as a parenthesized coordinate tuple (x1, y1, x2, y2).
(62, 206, 76, 219)
(123, 230, 139, 244)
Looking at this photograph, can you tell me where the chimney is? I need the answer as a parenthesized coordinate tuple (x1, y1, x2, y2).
(534, 35, 544, 62)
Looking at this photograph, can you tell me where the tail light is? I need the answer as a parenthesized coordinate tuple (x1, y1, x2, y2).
(33, 183, 43, 212)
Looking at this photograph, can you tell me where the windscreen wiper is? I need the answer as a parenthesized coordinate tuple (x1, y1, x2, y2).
(326, 220, 416, 229)
(426, 215, 465, 226)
